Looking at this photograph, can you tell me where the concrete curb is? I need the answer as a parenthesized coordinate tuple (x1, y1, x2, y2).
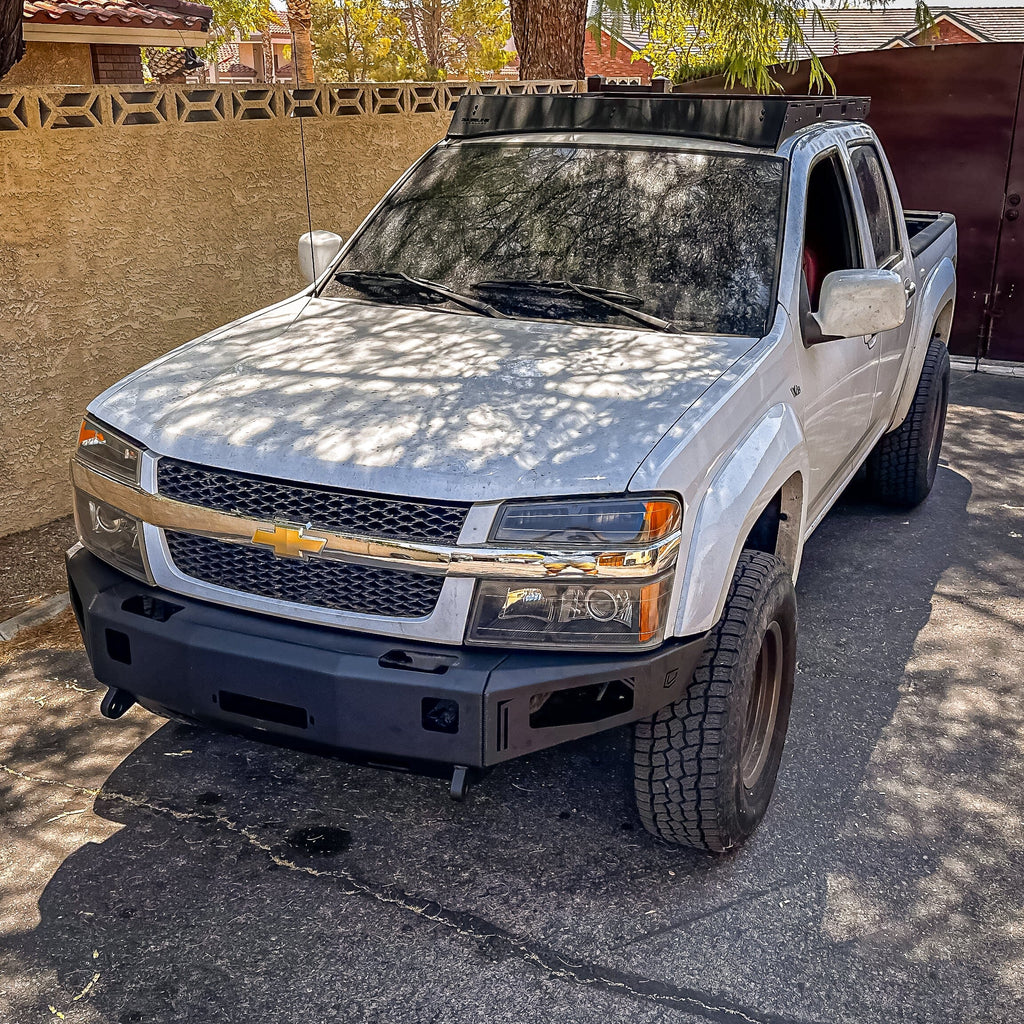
(950, 355, 1024, 377)
(0, 593, 71, 642)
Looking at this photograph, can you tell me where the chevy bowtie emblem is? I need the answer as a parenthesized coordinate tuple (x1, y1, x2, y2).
(251, 524, 328, 559)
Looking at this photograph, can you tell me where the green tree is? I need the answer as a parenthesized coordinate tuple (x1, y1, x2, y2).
(397, 0, 513, 80)
(312, 0, 424, 81)
(509, 0, 932, 92)
(200, 0, 276, 62)
(595, 0, 836, 92)
(307, 0, 511, 81)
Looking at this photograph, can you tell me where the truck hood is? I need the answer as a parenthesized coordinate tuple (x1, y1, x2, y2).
(91, 297, 753, 502)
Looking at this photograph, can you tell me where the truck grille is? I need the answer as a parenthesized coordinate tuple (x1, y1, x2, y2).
(165, 532, 444, 618)
(157, 458, 469, 544)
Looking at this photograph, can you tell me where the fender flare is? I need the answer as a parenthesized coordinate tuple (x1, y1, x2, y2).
(673, 403, 808, 637)
(889, 256, 956, 430)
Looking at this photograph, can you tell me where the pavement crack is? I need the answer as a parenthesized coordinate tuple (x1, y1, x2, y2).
(2, 763, 821, 1024)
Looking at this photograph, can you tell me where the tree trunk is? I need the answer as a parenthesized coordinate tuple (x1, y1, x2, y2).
(423, 0, 443, 78)
(286, 0, 316, 86)
(509, 0, 586, 81)
(261, 24, 274, 82)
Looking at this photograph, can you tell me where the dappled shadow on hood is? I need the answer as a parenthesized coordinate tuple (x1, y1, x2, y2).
(93, 297, 752, 501)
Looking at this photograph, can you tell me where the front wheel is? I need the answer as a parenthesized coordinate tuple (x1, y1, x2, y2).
(633, 551, 797, 852)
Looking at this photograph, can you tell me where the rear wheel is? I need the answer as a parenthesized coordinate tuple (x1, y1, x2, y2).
(633, 551, 796, 852)
(865, 337, 950, 508)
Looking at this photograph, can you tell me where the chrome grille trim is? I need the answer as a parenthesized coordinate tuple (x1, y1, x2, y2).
(72, 460, 681, 581)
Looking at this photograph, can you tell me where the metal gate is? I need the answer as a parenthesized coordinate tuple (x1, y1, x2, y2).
(693, 43, 1024, 361)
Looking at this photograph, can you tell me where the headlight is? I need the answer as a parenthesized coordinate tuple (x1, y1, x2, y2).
(76, 415, 142, 485)
(491, 497, 679, 546)
(467, 576, 672, 650)
(73, 416, 150, 581)
(74, 490, 151, 583)
(468, 495, 681, 650)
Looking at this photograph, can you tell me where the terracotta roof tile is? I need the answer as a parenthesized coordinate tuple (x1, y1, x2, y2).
(215, 41, 257, 77)
(244, 9, 289, 39)
(23, 0, 212, 32)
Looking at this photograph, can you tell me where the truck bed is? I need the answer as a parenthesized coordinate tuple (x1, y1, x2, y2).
(905, 210, 956, 260)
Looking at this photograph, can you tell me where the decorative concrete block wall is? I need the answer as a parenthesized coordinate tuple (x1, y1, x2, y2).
(0, 80, 577, 536)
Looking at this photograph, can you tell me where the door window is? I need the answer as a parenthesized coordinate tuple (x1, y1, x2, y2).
(802, 153, 863, 314)
(849, 144, 901, 267)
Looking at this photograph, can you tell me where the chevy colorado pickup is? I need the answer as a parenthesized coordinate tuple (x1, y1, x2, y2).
(67, 90, 956, 851)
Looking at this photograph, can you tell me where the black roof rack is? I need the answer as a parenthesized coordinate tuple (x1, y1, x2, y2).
(447, 91, 870, 150)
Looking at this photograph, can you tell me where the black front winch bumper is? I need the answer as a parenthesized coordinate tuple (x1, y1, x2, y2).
(67, 548, 707, 771)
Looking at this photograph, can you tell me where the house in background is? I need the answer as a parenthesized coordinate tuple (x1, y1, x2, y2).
(197, 12, 292, 83)
(582, 25, 653, 81)
(794, 6, 1024, 57)
(1, 0, 211, 86)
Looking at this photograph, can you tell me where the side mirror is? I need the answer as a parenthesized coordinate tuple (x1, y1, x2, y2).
(298, 230, 344, 284)
(812, 269, 906, 340)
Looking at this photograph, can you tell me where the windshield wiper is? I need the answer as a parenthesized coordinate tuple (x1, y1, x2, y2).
(472, 278, 680, 334)
(334, 270, 505, 318)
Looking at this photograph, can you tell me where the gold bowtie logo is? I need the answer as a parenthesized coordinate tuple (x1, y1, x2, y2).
(251, 524, 328, 559)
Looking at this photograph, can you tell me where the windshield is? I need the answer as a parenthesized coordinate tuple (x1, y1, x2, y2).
(324, 141, 785, 336)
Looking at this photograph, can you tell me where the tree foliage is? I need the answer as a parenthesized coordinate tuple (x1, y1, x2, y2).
(308, 0, 511, 81)
(591, 0, 836, 91)
(629, 2, 792, 88)
(312, 0, 422, 80)
(403, 0, 513, 79)
(502, 0, 932, 93)
(195, 0, 275, 60)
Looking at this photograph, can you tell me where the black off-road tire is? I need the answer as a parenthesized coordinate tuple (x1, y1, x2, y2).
(865, 337, 950, 509)
(633, 551, 797, 853)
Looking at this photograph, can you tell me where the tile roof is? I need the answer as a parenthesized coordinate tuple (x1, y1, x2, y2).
(263, 9, 290, 37)
(612, 25, 651, 52)
(215, 41, 256, 77)
(793, 7, 1024, 57)
(24, 0, 212, 32)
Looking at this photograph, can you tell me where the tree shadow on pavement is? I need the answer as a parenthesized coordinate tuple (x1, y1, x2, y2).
(2, 377, 1022, 1024)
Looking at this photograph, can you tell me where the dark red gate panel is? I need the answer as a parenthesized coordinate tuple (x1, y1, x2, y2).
(988, 74, 1024, 362)
(686, 44, 1024, 361)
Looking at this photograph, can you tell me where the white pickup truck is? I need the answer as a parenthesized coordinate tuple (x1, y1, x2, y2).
(67, 91, 956, 851)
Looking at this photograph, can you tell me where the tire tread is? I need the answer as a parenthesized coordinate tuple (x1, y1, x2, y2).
(866, 338, 950, 508)
(633, 551, 787, 852)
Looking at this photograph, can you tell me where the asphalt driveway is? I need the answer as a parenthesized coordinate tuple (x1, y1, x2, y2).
(1, 369, 1022, 1024)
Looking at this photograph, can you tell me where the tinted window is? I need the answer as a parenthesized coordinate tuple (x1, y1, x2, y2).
(326, 142, 786, 336)
(849, 144, 900, 266)
(802, 155, 863, 311)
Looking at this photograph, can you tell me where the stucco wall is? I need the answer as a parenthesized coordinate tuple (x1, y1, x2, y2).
(1, 42, 95, 86)
(0, 81, 575, 536)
